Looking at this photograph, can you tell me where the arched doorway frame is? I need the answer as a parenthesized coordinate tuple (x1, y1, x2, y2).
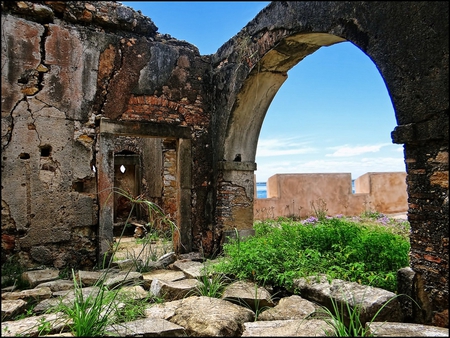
(212, 1, 448, 324)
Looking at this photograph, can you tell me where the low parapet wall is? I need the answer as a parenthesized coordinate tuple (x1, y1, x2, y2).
(254, 172, 407, 220)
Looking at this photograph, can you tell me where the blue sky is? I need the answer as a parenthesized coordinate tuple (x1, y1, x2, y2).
(122, 1, 406, 182)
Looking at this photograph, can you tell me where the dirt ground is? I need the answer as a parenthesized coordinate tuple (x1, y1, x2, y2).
(113, 236, 173, 262)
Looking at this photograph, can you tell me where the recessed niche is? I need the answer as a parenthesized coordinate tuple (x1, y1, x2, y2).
(72, 181, 84, 192)
(19, 153, 30, 159)
(40, 145, 52, 157)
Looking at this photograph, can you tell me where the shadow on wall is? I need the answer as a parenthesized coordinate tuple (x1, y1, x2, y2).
(254, 172, 407, 220)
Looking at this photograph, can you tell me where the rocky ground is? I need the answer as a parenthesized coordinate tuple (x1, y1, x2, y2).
(1, 237, 448, 337)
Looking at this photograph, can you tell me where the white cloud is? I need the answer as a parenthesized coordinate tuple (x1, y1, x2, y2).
(255, 156, 405, 182)
(326, 143, 391, 157)
(256, 137, 315, 157)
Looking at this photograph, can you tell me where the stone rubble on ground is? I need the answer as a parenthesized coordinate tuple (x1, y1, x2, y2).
(1, 255, 448, 337)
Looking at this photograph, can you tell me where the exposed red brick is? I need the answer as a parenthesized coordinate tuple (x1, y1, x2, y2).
(424, 254, 442, 263)
(430, 171, 449, 189)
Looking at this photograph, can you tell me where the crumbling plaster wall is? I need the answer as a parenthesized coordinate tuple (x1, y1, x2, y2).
(1, 1, 214, 268)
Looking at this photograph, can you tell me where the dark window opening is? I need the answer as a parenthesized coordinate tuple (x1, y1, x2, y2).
(40, 145, 52, 157)
(116, 150, 135, 155)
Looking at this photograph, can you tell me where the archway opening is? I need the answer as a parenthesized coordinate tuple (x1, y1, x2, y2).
(254, 41, 406, 219)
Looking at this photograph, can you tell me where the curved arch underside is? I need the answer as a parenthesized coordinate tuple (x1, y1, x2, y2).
(224, 33, 346, 162)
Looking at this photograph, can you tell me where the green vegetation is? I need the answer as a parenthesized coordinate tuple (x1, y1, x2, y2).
(54, 268, 118, 337)
(1, 255, 29, 289)
(212, 213, 410, 293)
(190, 272, 231, 298)
(316, 291, 417, 337)
(45, 188, 178, 337)
(1, 194, 412, 337)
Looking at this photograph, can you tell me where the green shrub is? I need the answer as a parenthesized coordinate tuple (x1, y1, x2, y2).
(212, 213, 410, 292)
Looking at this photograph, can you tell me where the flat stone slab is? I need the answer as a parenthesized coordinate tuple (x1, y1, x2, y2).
(2, 286, 52, 301)
(258, 295, 317, 321)
(242, 319, 335, 337)
(141, 269, 186, 289)
(35, 279, 75, 292)
(170, 296, 255, 337)
(222, 280, 274, 311)
(1, 312, 71, 337)
(172, 260, 205, 278)
(366, 322, 449, 337)
(105, 318, 186, 336)
(150, 278, 201, 301)
(1, 299, 27, 321)
(21, 269, 60, 288)
(292, 275, 403, 324)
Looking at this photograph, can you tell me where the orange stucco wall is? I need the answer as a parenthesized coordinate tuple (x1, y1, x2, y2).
(254, 172, 407, 220)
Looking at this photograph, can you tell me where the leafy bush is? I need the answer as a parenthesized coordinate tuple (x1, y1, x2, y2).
(212, 214, 410, 292)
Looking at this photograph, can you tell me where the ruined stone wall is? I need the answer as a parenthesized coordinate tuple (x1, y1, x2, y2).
(1, 0, 448, 327)
(209, 1, 448, 327)
(1, 1, 214, 268)
(392, 139, 449, 326)
(254, 172, 408, 220)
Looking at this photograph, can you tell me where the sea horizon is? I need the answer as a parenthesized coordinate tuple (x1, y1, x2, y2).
(256, 180, 356, 198)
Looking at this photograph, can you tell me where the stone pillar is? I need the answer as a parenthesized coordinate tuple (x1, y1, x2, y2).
(97, 131, 115, 267)
(392, 119, 449, 327)
(177, 138, 192, 253)
(216, 161, 257, 243)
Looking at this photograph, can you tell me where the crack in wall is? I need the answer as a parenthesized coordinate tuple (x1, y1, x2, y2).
(24, 98, 42, 146)
(17, 23, 50, 96)
(24, 150, 32, 228)
(1, 97, 22, 151)
(36, 24, 50, 93)
(100, 44, 124, 115)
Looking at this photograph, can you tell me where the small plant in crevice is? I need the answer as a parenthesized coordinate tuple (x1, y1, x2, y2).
(190, 271, 231, 299)
(223, 282, 275, 321)
(316, 290, 420, 337)
(1, 254, 29, 290)
(37, 317, 52, 336)
(11, 306, 35, 321)
(52, 268, 119, 337)
(251, 284, 275, 321)
(112, 290, 155, 323)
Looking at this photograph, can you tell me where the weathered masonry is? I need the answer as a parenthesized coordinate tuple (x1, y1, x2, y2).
(1, 1, 448, 327)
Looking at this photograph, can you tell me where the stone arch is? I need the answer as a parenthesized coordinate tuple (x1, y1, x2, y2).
(223, 33, 345, 164)
(212, 1, 448, 327)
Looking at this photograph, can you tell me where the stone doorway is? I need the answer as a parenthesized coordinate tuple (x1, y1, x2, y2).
(97, 118, 192, 261)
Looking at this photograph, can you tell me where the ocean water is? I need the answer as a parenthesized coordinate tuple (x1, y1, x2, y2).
(256, 182, 267, 198)
(256, 180, 355, 199)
